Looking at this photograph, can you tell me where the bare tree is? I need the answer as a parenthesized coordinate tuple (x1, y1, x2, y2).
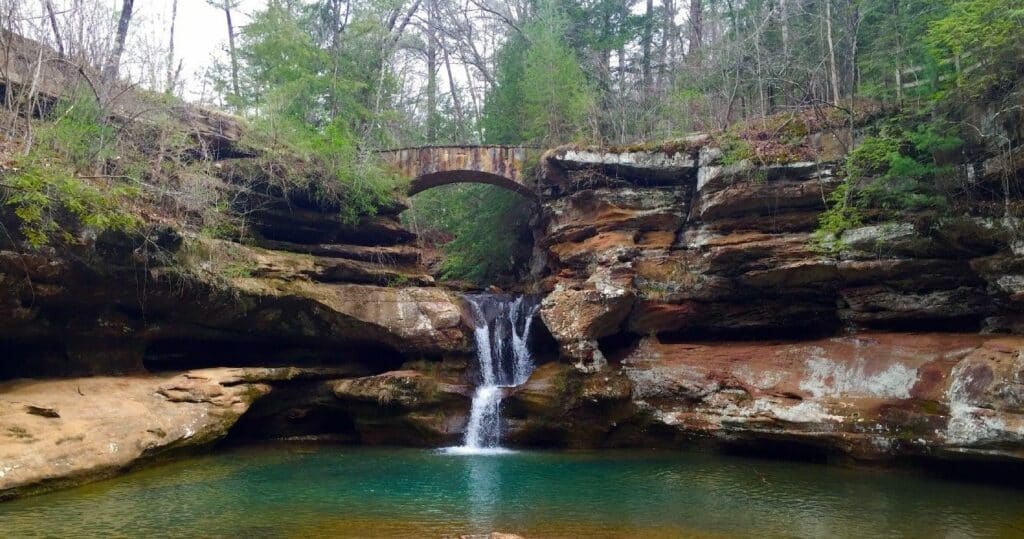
(824, 0, 841, 106)
(689, 0, 703, 59)
(425, 0, 438, 142)
(42, 0, 63, 57)
(165, 0, 180, 93)
(101, 0, 135, 83)
(641, 0, 653, 93)
(208, 0, 241, 100)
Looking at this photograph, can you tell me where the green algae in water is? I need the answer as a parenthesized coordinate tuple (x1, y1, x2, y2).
(2, 444, 1023, 538)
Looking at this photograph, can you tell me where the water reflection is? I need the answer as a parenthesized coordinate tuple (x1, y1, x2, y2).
(463, 455, 503, 534)
(2, 445, 1023, 538)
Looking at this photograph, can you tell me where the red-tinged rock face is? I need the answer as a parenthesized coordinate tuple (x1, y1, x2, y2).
(498, 333, 1024, 460)
(534, 142, 1024, 360)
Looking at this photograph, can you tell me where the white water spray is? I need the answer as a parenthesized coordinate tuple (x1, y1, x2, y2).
(444, 294, 539, 455)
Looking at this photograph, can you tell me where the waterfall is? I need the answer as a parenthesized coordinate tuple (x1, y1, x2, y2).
(444, 294, 539, 455)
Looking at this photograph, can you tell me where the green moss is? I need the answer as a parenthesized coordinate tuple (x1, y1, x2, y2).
(238, 384, 268, 404)
(599, 138, 703, 157)
(717, 133, 756, 167)
(812, 181, 863, 254)
(386, 274, 410, 287)
(0, 93, 167, 248)
(812, 117, 963, 254)
(221, 262, 256, 279)
(914, 399, 948, 416)
(770, 115, 811, 142)
(200, 220, 244, 241)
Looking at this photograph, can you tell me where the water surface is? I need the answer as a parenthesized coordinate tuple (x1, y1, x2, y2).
(2, 444, 1022, 538)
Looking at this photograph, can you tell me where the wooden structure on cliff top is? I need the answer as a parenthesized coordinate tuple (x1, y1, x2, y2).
(379, 145, 535, 199)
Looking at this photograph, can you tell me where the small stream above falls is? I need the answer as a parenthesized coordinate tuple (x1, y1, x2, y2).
(446, 294, 540, 454)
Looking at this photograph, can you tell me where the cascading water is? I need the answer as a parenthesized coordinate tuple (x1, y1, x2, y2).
(444, 294, 540, 455)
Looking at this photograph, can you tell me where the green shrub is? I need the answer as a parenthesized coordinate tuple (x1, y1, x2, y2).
(812, 181, 863, 254)
(718, 133, 755, 166)
(404, 183, 533, 285)
(34, 94, 118, 170)
(243, 117, 404, 223)
(0, 93, 143, 248)
(814, 120, 963, 253)
(2, 156, 137, 248)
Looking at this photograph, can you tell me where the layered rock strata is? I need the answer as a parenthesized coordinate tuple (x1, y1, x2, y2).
(503, 333, 1024, 462)
(0, 114, 468, 379)
(3, 33, 1024, 499)
(535, 132, 1024, 371)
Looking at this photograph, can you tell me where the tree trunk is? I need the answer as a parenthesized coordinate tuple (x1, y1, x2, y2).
(658, 0, 675, 86)
(779, 0, 790, 56)
(165, 0, 178, 93)
(825, 0, 841, 106)
(442, 42, 465, 140)
(688, 0, 703, 59)
(102, 0, 135, 83)
(425, 0, 438, 142)
(224, 2, 241, 100)
(43, 0, 64, 58)
(328, 0, 351, 120)
(846, 0, 860, 99)
(641, 0, 653, 93)
(462, 62, 482, 140)
(617, 45, 626, 143)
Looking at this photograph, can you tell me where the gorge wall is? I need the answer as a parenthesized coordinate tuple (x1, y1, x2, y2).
(518, 112, 1024, 462)
(3, 58, 1024, 498)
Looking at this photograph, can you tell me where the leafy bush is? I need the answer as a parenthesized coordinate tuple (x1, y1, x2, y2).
(34, 94, 118, 170)
(404, 183, 533, 285)
(2, 156, 137, 248)
(1, 96, 138, 248)
(243, 117, 404, 223)
(717, 132, 756, 166)
(814, 120, 963, 253)
(812, 181, 863, 253)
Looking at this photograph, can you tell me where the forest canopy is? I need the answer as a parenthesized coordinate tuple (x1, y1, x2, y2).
(2, 0, 1023, 283)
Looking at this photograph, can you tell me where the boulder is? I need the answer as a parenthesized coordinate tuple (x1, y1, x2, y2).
(548, 146, 698, 184)
(694, 174, 840, 221)
(0, 368, 274, 500)
(540, 270, 635, 371)
(330, 368, 471, 445)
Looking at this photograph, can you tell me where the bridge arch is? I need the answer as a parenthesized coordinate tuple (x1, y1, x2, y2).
(379, 145, 536, 200)
(407, 170, 535, 198)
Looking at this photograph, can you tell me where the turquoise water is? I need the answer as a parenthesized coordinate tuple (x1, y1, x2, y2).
(2, 444, 1023, 538)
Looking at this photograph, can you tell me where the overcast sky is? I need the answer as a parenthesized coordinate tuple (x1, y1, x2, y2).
(133, 0, 252, 99)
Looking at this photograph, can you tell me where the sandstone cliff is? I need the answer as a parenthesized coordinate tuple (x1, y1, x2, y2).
(521, 113, 1024, 462)
(2, 32, 1024, 499)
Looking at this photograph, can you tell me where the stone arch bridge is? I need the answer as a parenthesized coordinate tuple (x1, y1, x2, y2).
(379, 145, 536, 199)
